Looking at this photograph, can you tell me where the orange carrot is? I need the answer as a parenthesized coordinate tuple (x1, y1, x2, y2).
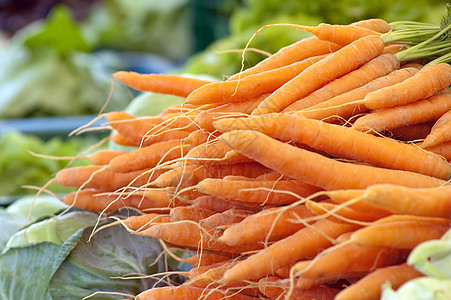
(293, 243, 402, 282)
(104, 111, 192, 147)
(293, 67, 418, 122)
(109, 140, 189, 173)
(120, 213, 170, 231)
(382, 44, 407, 55)
(228, 36, 341, 80)
(140, 221, 263, 254)
(363, 63, 451, 109)
(55, 165, 166, 190)
(214, 113, 451, 179)
(135, 285, 257, 300)
(84, 149, 128, 165)
(424, 141, 451, 160)
(217, 130, 448, 190)
(335, 263, 423, 300)
(182, 129, 217, 146)
(258, 277, 340, 300)
(193, 94, 267, 132)
(169, 206, 215, 222)
(182, 253, 231, 267)
(192, 195, 260, 213)
(326, 189, 392, 218)
(109, 131, 136, 147)
(389, 122, 434, 141)
(113, 71, 213, 97)
(350, 220, 450, 249)
(306, 201, 382, 223)
(219, 205, 316, 246)
(282, 54, 400, 111)
(152, 163, 269, 188)
(288, 23, 381, 46)
(221, 219, 360, 283)
(422, 109, 451, 148)
(195, 178, 322, 205)
(61, 189, 165, 213)
(350, 18, 391, 33)
(186, 55, 326, 105)
(184, 140, 253, 165)
(352, 90, 451, 132)
(360, 184, 451, 218)
(199, 209, 254, 230)
(252, 35, 385, 115)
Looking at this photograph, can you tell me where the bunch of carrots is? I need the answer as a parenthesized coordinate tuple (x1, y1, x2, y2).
(43, 15, 451, 300)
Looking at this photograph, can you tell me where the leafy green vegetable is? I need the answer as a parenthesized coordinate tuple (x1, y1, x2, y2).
(381, 228, 451, 299)
(18, 5, 91, 55)
(0, 195, 68, 251)
(381, 277, 451, 300)
(0, 5, 130, 118)
(0, 131, 94, 196)
(0, 211, 165, 300)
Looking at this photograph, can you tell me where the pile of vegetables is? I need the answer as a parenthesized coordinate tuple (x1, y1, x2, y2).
(18, 11, 451, 300)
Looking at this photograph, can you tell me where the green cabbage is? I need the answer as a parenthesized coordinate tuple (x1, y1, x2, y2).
(381, 228, 451, 300)
(0, 210, 165, 300)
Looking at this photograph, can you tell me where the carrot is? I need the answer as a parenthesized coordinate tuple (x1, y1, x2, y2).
(195, 178, 322, 206)
(152, 163, 269, 188)
(422, 109, 451, 148)
(362, 63, 451, 109)
(109, 140, 189, 173)
(109, 131, 136, 147)
(192, 195, 260, 213)
(199, 209, 254, 230)
(133, 188, 191, 208)
(252, 35, 385, 115)
(120, 213, 170, 231)
(182, 129, 217, 146)
(169, 206, 215, 222)
(182, 253, 231, 267)
(104, 111, 193, 147)
(219, 205, 316, 246)
(54, 165, 167, 190)
(360, 184, 451, 218)
(217, 130, 448, 190)
(113, 71, 214, 97)
(293, 67, 418, 122)
(83, 149, 128, 165)
(326, 189, 392, 218)
(228, 36, 341, 80)
(293, 243, 402, 282)
(382, 44, 407, 55)
(187, 260, 263, 297)
(306, 201, 382, 223)
(352, 90, 451, 132)
(296, 271, 367, 290)
(220, 219, 360, 283)
(335, 263, 424, 300)
(389, 122, 434, 141)
(185, 55, 327, 105)
(282, 54, 400, 111)
(214, 113, 451, 179)
(258, 277, 340, 300)
(350, 18, 391, 33)
(159, 103, 205, 116)
(193, 95, 266, 132)
(135, 285, 257, 300)
(184, 140, 253, 166)
(424, 141, 451, 160)
(350, 220, 450, 249)
(61, 189, 165, 213)
(140, 221, 264, 254)
(286, 23, 381, 46)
